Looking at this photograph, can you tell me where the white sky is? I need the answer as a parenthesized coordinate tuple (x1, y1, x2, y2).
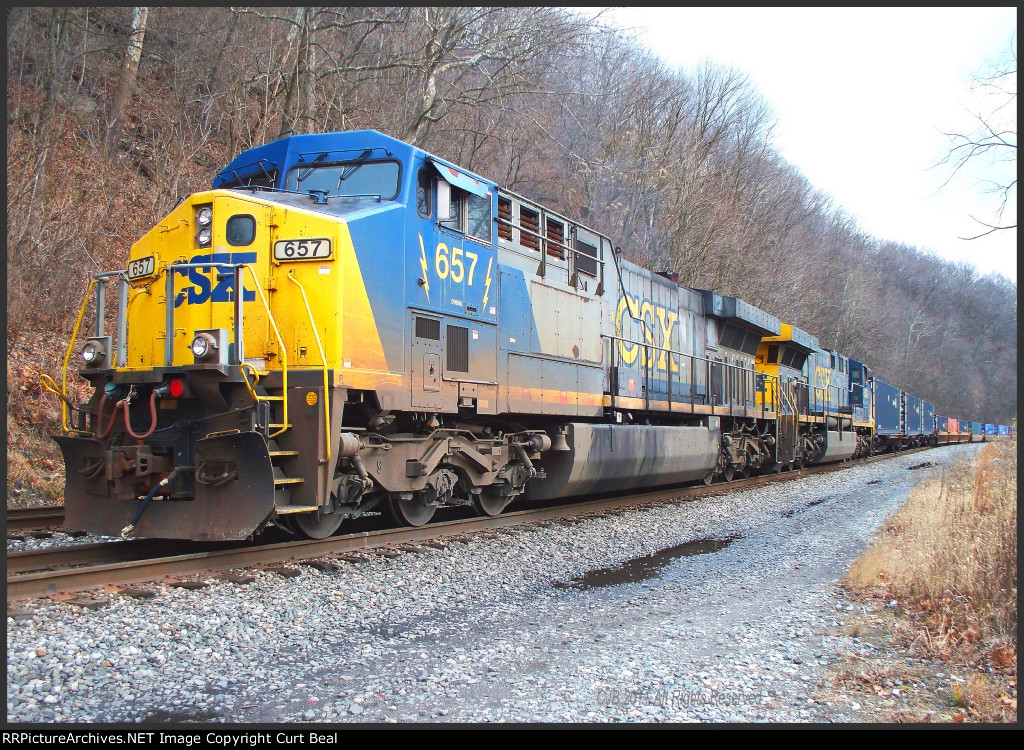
(589, 7, 1018, 281)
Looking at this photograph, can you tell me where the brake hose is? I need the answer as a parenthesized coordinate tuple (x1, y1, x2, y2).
(121, 468, 179, 537)
(123, 391, 159, 440)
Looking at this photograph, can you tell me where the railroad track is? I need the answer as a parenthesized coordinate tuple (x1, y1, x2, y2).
(6, 445, 949, 601)
(7, 506, 65, 533)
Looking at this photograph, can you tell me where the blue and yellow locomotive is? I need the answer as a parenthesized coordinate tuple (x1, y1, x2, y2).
(47, 130, 999, 541)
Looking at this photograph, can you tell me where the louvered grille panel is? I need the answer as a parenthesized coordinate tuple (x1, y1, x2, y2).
(415, 316, 440, 340)
(498, 198, 513, 241)
(447, 325, 469, 372)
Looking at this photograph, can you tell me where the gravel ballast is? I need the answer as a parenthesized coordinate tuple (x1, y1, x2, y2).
(6, 443, 982, 723)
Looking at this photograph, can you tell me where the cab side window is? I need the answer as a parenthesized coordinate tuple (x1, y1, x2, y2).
(466, 193, 491, 241)
(417, 168, 432, 218)
(440, 188, 464, 232)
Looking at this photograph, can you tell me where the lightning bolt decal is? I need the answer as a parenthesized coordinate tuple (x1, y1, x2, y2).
(417, 233, 430, 303)
(482, 256, 493, 310)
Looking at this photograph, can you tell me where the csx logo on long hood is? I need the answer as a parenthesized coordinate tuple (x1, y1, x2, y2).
(173, 252, 257, 308)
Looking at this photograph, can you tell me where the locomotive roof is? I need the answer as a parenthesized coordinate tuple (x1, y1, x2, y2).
(763, 323, 819, 352)
(212, 130, 496, 193)
(696, 289, 781, 337)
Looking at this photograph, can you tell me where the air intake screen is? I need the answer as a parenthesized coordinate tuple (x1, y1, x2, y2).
(415, 316, 440, 340)
(447, 325, 469, 372)
(498, 197, 513, 241)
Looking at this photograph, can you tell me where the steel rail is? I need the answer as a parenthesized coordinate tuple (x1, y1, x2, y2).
(6, 445, 948, 601)
(7, 506, 66, 533)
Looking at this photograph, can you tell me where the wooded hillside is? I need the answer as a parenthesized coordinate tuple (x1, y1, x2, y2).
(6, 7, 1016, 502)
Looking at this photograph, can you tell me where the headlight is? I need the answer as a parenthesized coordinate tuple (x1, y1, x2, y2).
(191, 332, 217, 360)
(196, 207, 212, 227)
(81, 341, 105, 365)
(197, 227, 212, 247)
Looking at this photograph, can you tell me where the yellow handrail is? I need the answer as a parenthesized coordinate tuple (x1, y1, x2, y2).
(42, 278, 98, 433)
(239, 361, 261, 403)
(285, 270, 331, 466)
(243, 265, 289, 438)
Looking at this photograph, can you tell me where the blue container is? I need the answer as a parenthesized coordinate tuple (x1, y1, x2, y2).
(958, 419, 969, 432)
(984, 424, 997, 436)
(971, 421, 983, 436)
(904, 393, 924, 435)
(923, 402, 935, 433)
(874, 379, 901, 435)
(998, 425, 1009, 436)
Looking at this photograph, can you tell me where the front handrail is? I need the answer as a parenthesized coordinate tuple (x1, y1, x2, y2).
(241, 264, 289, 438)
(161, 261, 290, 438)
(285, 270, 331, 465)
(44, 278, 98, 433)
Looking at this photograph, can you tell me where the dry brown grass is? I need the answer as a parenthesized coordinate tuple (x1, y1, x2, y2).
(849, 439, 1017, 650)
(845, 439, 1017, 721)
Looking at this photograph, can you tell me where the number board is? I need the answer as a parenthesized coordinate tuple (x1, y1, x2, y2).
(127, 255, 156, 280)
(273, 238, 332, 261)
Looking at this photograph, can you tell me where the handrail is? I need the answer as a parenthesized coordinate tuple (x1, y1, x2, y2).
(242, 264, 289, 438)
(285, 270, 331, 466)
(602, 333, 781, 416)
(493, 216, 606, 270)
(46, 278, 98, 433)
(163, 260, 290, 438)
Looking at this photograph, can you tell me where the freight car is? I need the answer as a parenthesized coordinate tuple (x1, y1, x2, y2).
(45, 129, 998, 542)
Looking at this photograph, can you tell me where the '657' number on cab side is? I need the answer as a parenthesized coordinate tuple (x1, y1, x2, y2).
(273, 238, 332, 261)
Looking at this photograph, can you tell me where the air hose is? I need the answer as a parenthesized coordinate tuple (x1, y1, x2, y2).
(121, 468, 179, 537)
(123, 391, 159, 440)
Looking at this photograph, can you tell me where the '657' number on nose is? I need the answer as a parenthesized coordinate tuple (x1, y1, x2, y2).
(273, 238, 332, 261)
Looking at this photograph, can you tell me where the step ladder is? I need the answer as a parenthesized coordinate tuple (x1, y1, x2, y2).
(268, 437, 316, 515)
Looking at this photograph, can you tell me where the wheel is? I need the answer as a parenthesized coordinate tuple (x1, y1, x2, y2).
(287, 507, 345, 539)
(388, 494, 436, 526)
(701, 470, 715, 486)
(741, 463, 752, 479)
(473, 487, 510, 517)
(722, 465, 735, 482)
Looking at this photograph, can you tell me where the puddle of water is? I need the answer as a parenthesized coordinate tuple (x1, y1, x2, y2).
(553, 537, 737, 591)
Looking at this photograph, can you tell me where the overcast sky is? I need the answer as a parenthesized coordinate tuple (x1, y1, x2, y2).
(589, 7, 1017, 281)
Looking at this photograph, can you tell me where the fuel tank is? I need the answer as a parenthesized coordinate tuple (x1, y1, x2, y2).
(526, 422, 721, 501)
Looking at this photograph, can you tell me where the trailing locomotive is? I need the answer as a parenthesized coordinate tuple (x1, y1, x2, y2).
(47, 130, 1011, 541)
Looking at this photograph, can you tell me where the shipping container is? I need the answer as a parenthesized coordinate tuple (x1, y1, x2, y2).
(903, 393, 924, 435)
(874, 379, 901, 435)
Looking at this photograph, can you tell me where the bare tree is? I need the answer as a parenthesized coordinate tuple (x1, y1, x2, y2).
(937, 36, 1017, 239)
(105, 7, 148, 159)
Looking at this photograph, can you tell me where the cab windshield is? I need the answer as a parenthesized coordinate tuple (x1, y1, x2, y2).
(284, 159, 401, 200)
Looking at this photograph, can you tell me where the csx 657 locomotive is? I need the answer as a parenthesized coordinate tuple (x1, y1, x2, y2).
(49, 130, 991, 541)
